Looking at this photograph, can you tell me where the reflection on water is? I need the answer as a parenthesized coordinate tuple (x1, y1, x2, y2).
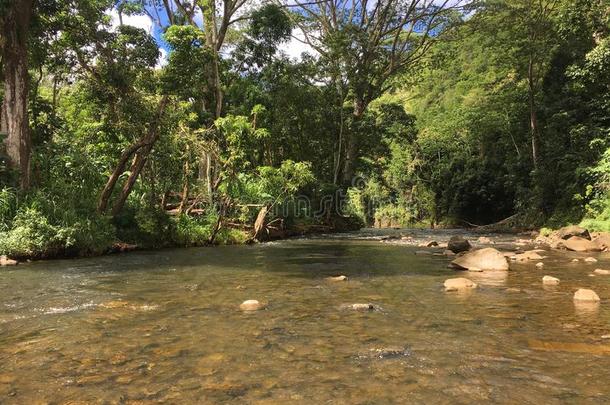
(0, 230, 609, 403)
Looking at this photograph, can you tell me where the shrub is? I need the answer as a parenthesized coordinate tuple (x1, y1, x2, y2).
(0, 205, 115, 258)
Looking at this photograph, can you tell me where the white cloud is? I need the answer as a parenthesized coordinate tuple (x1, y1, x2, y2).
(280, 29, 317, 60)
(156, 48, 169, 69)
(108, 8, 154, 35)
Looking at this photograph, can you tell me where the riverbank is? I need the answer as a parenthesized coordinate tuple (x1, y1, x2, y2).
(0, 216, 363, 265)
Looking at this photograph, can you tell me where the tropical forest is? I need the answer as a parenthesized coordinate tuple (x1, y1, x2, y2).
(1, 0, 610, 403)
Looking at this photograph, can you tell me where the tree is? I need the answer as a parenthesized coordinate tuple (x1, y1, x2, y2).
(0, 0, 34, 189)
(133, 0, 254, 119)
(481, 0, 561, 170)
(286, 0, 471, 184)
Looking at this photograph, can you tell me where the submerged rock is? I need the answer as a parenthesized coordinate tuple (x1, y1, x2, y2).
(528, 339, 610, 355)
(511, 250, 544, 261)
(326, 275, 348, 282)
(560, 236, 601, 252)
(542, 275, 560, 285)
(477, 236, 493, 244)
(573, 289, 600, 302)
(448, 236, 471, 253)
(584, 257, 598, 263)
(341, 303, 378, 311)
(444, 278, 477, 292)
(362, 346, 412, 360)
(451, 248, 509, 271)
(240, 300, 264, 311)
(593, 269, 610, 275)
(0, 255, 17, 266)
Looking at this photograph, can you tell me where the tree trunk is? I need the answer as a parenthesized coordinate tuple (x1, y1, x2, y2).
(528, 56, 539, 170)
(253, 205, 269, 241)
(97, 140, 148, 213)
(110, 96, 168, 216)
(178, 146, 190, 214)
(342, 98, 366, 185)
(1, 0, 34, 190)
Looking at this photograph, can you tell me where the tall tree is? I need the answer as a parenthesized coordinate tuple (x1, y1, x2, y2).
(137, 0, 252, 119)
(287, 0, 471, 184)
(482, 0, 560, 170)
(0, 0, 34, 189)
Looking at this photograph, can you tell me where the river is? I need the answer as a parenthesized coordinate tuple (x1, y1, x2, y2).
(1, 229, 609, 403)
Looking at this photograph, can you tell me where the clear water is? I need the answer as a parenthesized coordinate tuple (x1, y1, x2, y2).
(1, 230, 609, 404)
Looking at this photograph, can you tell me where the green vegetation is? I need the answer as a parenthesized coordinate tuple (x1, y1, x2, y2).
(0, 0, 609, 259)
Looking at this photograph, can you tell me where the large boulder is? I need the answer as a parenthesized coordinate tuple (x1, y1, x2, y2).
(447, 236, 471, 253)
(451, 248, 509, 271)
(560, 236, 601, 252)
(556, 225, 590, 240)
(444, 278, 477, 292)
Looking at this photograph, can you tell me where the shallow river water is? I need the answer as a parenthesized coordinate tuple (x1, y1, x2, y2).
(1, 229, 610, 404)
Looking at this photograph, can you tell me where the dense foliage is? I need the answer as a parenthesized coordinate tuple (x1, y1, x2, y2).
(0, 0, 609, 258)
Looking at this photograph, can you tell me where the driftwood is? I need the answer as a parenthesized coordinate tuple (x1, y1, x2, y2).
(462, 214, 523, 232)
(253, 205, 269, 240)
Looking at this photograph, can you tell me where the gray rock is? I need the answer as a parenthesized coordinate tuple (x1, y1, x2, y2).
(447, 236, 471, 253)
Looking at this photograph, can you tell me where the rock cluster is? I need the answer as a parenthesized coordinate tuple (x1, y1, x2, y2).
(535, 226, 609, 252)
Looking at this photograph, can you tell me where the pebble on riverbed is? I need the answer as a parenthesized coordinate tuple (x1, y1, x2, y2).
(326, 275, 348, 282)
(536, 262, 544, 269)
(240, 300, 264, 311)
(593, 269, 610, 275)
(340, 303, 378, 311)
(584, 257, 598, 263)
(542, 276, 560, 285)
(573, 289, 600, 302)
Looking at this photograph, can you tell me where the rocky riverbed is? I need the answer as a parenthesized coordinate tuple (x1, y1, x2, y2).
(0, 228, 609, 403)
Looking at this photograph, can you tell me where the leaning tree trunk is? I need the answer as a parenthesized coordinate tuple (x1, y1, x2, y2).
(110, 96, 169, 217)
(1, 0, 34, 190)
(97, 139, 148, 213)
